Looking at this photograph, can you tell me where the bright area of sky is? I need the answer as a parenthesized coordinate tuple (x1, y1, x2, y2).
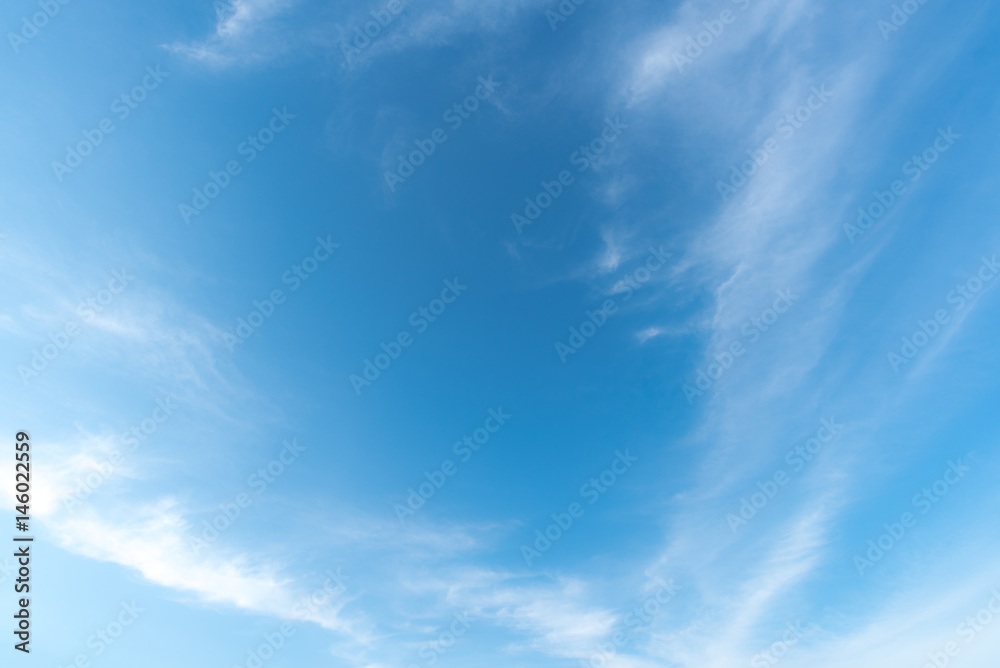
(1, 0, 1000, 667)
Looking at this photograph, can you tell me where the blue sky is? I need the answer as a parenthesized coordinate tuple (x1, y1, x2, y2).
(2, 0, 1000, 666)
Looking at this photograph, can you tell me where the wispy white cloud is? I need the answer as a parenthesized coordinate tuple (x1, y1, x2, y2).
(168, 0, 551, 70)
(166, 0, 299, 67)
(399, 569, 622, 661)
(1, 443, 373, 642)
(334, 0, 549, 67)
(627, 0, 816, 103)
(593, 3, 1000, 667)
